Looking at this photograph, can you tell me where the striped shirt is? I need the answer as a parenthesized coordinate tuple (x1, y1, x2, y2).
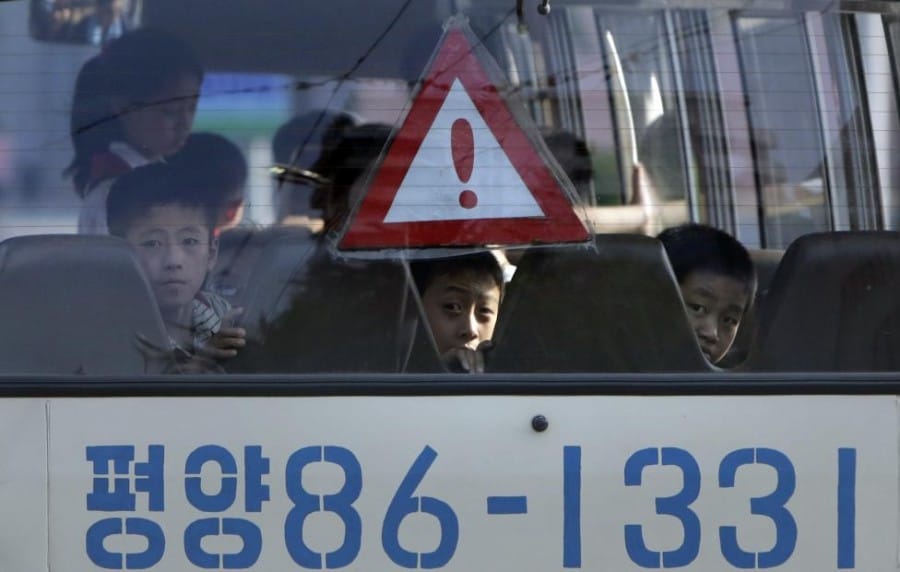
(169, 290, 233, 356)
(191, 291, 233, 348)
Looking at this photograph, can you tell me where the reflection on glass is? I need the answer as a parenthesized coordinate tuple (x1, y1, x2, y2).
(536, 7, 693, 233)
(30, 0, 141, 46)
(736, 16, 830, 248)
(821, 14, 881, 231)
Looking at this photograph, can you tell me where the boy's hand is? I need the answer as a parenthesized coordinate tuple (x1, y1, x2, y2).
(199, 326, 247, 359)
(197, 307, 246, 360)
(175, 353, 225, 374)
(440, 340, 493, 373)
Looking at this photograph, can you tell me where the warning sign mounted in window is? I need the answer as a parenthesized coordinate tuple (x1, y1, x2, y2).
(338, 17, 590, 251)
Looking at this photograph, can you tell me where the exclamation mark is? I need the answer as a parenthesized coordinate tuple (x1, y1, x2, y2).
(452, 118, 478, 209)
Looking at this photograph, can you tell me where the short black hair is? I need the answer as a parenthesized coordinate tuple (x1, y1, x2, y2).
(311, 123, 393, 190)
(168, 132, 247, 198)
(309, 123, 393, 225)
(107, 163, 219, 238)
(272, 110, 358, 165)
(658, 223, 757, 298)
(409, 252, 506, 300)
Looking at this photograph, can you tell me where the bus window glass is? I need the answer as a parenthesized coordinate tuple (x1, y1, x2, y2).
(1, 0, 900, 375)
(817, 14, 882, 231)
(543, 8, 695, 232)
(595, 11, 689, 215)
(860, 12, 900, 230)
(890, 18, 900, 80)
(194, 72, 294, 227)
(735, 15, 831, 248)
(669, 10, 728, 229)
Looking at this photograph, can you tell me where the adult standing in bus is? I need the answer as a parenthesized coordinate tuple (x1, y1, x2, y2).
(65, 28, 203, 234)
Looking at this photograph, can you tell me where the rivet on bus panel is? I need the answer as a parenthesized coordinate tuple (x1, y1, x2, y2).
(531, 415, 549, 432)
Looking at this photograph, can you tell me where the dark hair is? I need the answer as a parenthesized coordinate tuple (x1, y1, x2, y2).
(272, 110, 358, 165)
(106, 163, 218, 238)
(658, 223, 757, 299)
(409, 253, 506, 301)
(309, 123, 393, 226)
(310, 123, 392, 188)
(66, 28, 204, 196)
(541, 128, 593, 201)
(168, 132, 247, 200)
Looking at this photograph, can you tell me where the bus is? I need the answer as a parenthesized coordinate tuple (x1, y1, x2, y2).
(0, 0, 898, 569)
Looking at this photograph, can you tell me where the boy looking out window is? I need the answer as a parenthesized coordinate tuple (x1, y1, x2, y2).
(658, 224, 757, 365)
(410, 252, 505, 373)
(107, 163, 246, 368)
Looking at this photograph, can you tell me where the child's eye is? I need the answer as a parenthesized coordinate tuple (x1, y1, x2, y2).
(182, 237, 201, 246)
(139, 239, 162, 248)
(687, 303, 705, 314)
(442, 302, 463, 314)
(723, 315, 740, 327)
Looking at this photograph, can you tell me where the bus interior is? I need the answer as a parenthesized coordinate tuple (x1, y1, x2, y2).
(1, 0, 899, 376)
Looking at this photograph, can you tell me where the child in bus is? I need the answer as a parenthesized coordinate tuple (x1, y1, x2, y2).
(106, 163, 246, 370)
(168, 132, 248, 234)
(658, 223, 757, 365)
(410, 252, 505, 373)
(308, 125, 506, 372)
(66, 28, 204, 234)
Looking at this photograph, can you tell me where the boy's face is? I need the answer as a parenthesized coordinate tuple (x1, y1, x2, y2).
(125, 204, 217, 318)
(678, 271, 749, 364)
(421, 271, 501, 355)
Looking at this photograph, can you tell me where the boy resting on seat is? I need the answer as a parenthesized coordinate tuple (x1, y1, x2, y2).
(410, 252, 505, 373)
(658, 223, 757, 365)
(107, 163, 246, 369)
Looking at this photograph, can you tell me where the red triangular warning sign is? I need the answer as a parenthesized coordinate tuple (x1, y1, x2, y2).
(339, 19, 589, 250)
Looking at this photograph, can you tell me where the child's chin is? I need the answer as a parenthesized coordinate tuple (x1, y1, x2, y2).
(157, 292, 193, 312)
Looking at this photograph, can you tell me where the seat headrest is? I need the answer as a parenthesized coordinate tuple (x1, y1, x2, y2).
(210, 226, 317, 339)
(233, 249, 440, 373)
(0, 235, 169, 375)
(488, 234, 710, 373)
(749, 231, 900, 371)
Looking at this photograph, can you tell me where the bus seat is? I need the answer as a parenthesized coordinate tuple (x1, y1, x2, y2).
(230, 250, 441, 373)
(718, 248, 784, 367)
(0, 235, 169, 375)
(747, 231, 900, 371)
(487, 235, 711, 373)
(208, 226, 316, 340)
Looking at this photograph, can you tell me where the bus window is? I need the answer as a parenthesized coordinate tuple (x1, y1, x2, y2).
(534, 7, 696, 233)
(1, 0, 900, 375)
(817, 14, 881, 232)
(857, 11, 900, 231)
(735, 15, 831, 248)
(890, 17, 900, 75)
(193, 72, 295, 227)
(595, 11, 689, 213)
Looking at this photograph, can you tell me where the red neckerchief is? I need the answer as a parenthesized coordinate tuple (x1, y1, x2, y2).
(88, 151, 132, 190)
